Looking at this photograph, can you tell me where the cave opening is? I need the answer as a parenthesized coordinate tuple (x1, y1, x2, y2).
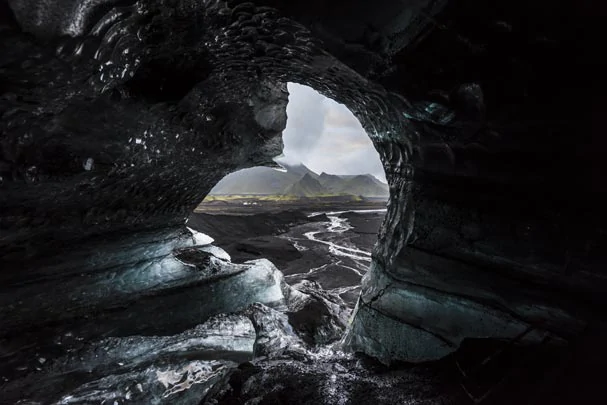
(187, 82, 389, 311)
(3, 0, 606, 402)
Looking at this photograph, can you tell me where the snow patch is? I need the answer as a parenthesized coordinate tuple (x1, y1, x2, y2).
(186, 227, 214, 246)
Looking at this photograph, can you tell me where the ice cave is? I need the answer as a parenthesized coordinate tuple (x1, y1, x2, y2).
(1, 0, 606, 404)
(191, 82, 388, 310)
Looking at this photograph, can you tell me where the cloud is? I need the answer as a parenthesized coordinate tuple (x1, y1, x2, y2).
(280, 83, 327, 160)
(280, 83, 386, 182)
(323, 103, 361, 130)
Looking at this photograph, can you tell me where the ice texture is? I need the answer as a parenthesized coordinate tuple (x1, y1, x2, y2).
(187, 226, 215, 246)
(288, 280, 351, 346)
(2, 281, 357, 403)
(3, 313, 254, 403)
(2, 0, 606, 389)
(244, 303, 306, 358)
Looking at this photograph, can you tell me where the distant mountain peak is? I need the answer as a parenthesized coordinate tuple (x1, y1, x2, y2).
(283, 172, 327, 197)
(280, 161, 314, 173)
(300, 172, 316, 180)
(319, 172, 338, 178)
(209, 162, 388, 198)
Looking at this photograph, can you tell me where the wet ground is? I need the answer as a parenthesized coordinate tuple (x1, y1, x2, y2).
(188, 204, 387, 306)
(0, 203, 594, 404)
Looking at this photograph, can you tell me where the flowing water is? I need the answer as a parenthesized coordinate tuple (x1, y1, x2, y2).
(280, 209, 387, 306)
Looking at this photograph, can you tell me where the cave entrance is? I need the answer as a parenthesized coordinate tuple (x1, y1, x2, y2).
(188, 83, 388, 307)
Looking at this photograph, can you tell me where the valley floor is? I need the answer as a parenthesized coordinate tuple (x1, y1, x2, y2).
(189, 202, 386, 306)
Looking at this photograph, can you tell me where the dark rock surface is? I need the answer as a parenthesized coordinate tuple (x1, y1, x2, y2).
(208, 352, 459, 405)
(1, 0, 607, 402)
(287, 280, 351, 346)
(187, 211, 318, 267)
(188, 211, 323, 244)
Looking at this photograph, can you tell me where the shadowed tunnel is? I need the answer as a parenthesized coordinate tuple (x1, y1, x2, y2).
(1, 0, 606, 403)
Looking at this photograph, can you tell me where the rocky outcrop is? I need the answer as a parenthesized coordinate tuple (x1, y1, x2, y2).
(287, 280, 351, 346)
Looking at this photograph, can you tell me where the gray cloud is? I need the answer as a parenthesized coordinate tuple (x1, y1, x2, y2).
(279, 83, 386, 182)
(279, 83, 327, 159)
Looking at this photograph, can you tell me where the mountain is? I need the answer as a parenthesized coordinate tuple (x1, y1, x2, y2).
(208, 162, 388, 199)
(335, 174, 388, 197)
(209, 167, 297, 195)
(319, 172, 388, 197)
(209, 163, 319, 195)
(278, 162, 320, 180)
(318, 172, 345, 192)
(282, 173, 328, 197)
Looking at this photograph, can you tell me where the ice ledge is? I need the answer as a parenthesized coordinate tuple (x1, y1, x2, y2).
(343, 267, 577, 363)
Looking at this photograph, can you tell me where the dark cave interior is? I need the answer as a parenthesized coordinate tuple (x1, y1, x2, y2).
(1, 0, 606, 403)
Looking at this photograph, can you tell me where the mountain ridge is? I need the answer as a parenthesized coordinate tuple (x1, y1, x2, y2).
(209, 163, 388, 198)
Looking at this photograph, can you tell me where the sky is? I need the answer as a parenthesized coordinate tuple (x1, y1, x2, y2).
(276, 83, 386, 182)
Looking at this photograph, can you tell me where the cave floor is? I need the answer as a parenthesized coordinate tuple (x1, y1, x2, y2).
(0, 208, 594, 404)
